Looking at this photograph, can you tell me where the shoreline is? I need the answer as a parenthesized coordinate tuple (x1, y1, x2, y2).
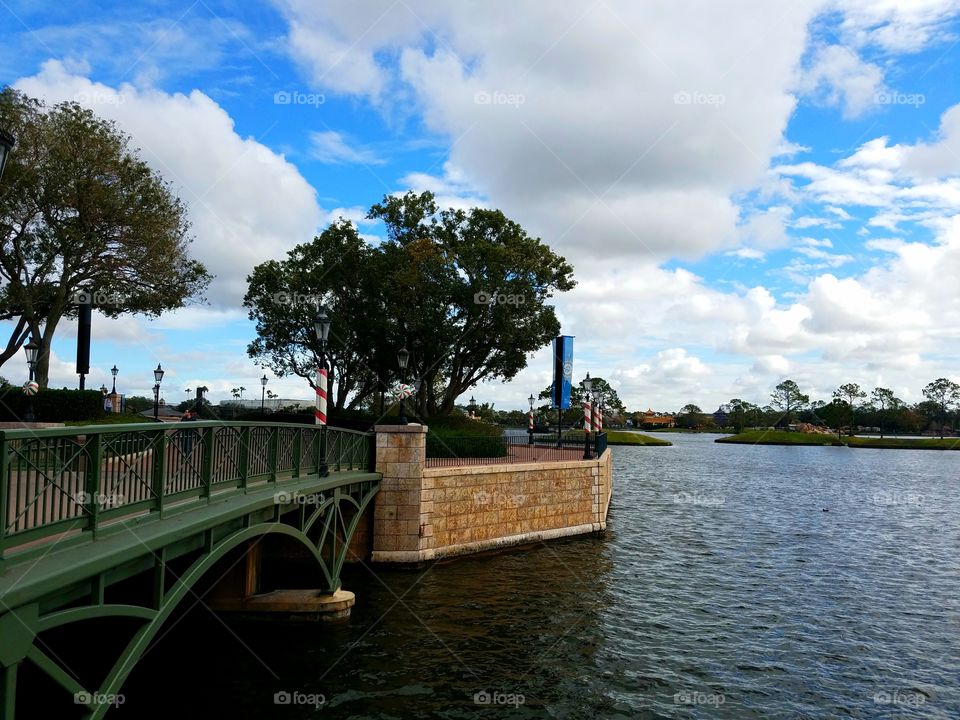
(716, 430, 960, 450)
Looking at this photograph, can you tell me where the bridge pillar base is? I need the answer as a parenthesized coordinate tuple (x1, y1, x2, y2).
(209, 588, 355, 621)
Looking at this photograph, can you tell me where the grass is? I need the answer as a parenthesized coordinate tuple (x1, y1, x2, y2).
(562, 429, 672, 446)
(717, 429, 960, 449)
(716, 430, 842, 446)
(605, 430, 672, 446)
(846, 436, 960, 450)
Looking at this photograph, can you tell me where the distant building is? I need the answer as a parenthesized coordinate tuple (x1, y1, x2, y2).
(218, 398, 313, 412)
(639, 408, 676, 428)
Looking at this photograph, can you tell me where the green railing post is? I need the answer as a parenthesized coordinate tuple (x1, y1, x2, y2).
(0, 432, 8, 569)
(268, 426, 279, 482)
(151, 427, 167, 517)
(85, 434, 103, 538)
(292, 428, 302, 479)
(320, 426, 329, 477)
(238, 426, 250, 490)
(201, 426, 214, 501)
(311, 428, 321, 475)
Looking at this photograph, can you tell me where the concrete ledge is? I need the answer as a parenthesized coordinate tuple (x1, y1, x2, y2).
(210, 588, 355, 621)
(423, 451, 608, 477)
(372, 522, 600, 564)
(374, 424, 428, 433)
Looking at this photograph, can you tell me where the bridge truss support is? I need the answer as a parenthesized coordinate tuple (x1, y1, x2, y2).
(0, 480, 379, 720)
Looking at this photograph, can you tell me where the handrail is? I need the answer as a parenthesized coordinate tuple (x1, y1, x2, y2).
(0, 422, 376, 563)
(0, 421, 374, 440)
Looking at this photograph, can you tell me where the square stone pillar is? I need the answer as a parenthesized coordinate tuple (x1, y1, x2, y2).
(371, 424, 432, 563)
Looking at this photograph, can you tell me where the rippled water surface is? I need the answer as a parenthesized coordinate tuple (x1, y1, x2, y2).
(123, 434, 960, 718)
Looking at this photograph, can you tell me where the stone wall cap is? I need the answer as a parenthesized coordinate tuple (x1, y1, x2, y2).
(374, 424, 429, 433)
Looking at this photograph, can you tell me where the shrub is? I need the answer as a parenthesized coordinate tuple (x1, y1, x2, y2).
(0, 387, 105, 422)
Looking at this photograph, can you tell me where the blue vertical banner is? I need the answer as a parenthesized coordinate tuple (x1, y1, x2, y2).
(552, 335, 574, 409)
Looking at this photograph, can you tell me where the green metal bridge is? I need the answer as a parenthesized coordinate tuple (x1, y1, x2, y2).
(0, 421, 380, 719)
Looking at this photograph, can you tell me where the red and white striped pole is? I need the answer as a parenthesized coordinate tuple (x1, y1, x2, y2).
(593, 402, 603, 433)
(315, 365, 327, 426)
(528, 409, 534, 433)
(582, 401, 592, 459)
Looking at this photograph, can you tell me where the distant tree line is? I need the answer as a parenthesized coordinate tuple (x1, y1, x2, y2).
(661, 377, 960, 438)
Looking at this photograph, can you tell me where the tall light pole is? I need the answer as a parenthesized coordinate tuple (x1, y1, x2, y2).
(111, 365, 118, 394)
(23, 337, 38, 422)
(528, 393, 535, 445)
(397, 347, 410, 425)
(0, 129, 15, 181)
(153, 363, 164, 421)
(260, 374, 268, 414)
(581, 374, 593, 460)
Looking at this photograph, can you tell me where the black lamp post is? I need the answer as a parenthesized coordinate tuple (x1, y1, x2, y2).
(581, 374, 593, 459)
(23, 337, 38, 422)
(153, 363, 164, 421)
(0, 129, 15, 181)
(397, 347, 410, 425)
(314, 307, 332, 476)
(260, 374, 268, 414)
(528, 393, 535, 445)
(111, 365, 118, 393)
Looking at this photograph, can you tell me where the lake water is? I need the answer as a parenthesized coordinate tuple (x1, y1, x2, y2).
(119, 433, 960, 718)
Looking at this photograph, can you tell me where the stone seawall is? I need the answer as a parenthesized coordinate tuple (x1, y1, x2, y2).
(370, 424, 612, 563)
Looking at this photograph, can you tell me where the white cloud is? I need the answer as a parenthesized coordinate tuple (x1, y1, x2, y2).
(14, 60, 323, 309)
(309, 130, 384, 165)
(796, 44, 887, 119)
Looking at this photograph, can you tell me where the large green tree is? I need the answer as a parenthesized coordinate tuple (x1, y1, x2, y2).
(245, 192, 575, 416)
(870, 387, 900, 439)
(0, 88, 210, 386)
(770, 379, 808, 427)
(833, 382, 867, 437)
(922, 377, 960, 439)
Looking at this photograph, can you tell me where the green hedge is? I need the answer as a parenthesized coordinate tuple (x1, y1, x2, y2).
(426, 434, 509, 459)
(0, 387, 106, 422)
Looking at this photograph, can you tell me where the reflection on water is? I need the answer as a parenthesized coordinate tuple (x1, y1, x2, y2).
(118, 434, 959, 718)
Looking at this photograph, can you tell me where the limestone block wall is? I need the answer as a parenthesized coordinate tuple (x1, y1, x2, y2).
(370, 423, 613, 563)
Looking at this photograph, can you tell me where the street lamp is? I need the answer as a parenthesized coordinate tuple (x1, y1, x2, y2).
(260, 373, 268, 414)
(0, 129, 15, 181)
(528, 393, 535, 445)
(111, 364, 118, 393)
(153, 363, 164, 421)
(23, 337, 38, 422)
(397, 347, 410, 425)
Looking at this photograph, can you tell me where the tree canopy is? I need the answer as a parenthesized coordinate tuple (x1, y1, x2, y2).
(0, 88, 211, 386)
(244, 191, 575, 417)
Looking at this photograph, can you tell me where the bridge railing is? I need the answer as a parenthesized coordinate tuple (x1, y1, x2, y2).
(0, 422, 374, 561)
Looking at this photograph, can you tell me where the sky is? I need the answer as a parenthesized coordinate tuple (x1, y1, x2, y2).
(3, 0, 960, 412)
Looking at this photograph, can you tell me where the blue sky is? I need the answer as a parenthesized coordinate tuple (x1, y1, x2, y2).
(3, 0, 960, 411)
